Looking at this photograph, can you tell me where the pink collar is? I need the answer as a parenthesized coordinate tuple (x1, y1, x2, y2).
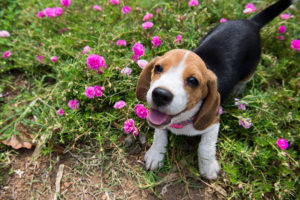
(170, 117, 195, 129)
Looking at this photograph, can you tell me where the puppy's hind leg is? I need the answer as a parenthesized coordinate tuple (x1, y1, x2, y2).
(144, 129, 168, 170)
(198, 123, 220, 180)
(232, 73, 254, 96)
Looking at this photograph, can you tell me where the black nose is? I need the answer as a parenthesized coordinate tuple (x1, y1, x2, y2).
(152, 87, 173, 107)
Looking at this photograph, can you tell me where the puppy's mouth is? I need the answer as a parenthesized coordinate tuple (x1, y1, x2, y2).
(148, 108, 185, 128)
(148, 109, 172, 126)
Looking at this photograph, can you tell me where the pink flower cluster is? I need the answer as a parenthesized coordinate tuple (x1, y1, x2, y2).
(93, 5, 102, 11)
(143, 13, 153, 21)
(2, 51, 11, 59)
(51, 56, 58, 62)
(84, 85, 103, 98)
(0, 30, 10, 37)
(116, 40, 126, 47)
(38, 7, 63, 18)
(152, 36, 162, 47)
(61, 0, 72, 7)
(68, 99, 80, 110)
(291, 39, 300, 51)
(176, 34, 182, 43)
(235, 98, 248, 110)
(137, 59, 148, 69)
(121, 67, 132, 76)
(220, 18, 227, 23)
(124, 119, 138, 136)
(276, 138, 289, 150)
(109, 0, 119, 5)
(188, 0, 198, 7)
(243, 3, 256, 14)
(134, 104, 148, 119)
(142, 21, 153, 30)
(238, 117, 251, 129)
(280, 13, 291, 20)
(58, 108, 64, 115)
(121, 6, 131, 15)
(82, 46, 90, 55)
(113, 100, 126, 109)
(132, 43, 145, 62)
(86, 54, 107, 74)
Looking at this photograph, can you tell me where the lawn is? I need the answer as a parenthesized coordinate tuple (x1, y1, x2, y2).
(0, 0, 299, 199)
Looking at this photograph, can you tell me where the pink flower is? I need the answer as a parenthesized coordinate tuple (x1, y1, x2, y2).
(276, 138, 289, 150)
(54, 7, 63, 16)
(143, 13, 153, 21)
(61, 0, 71, 7)
(93, 5, 102, 11)
(278, 25, 286, 34)
(121, 6, 131, 15)
(94, 85, 102, 97)
(152, 36, 162, 47)
(238, 117, 251, 129)
(243, 3, 256, 14)
(291, 39, 300, 51)
(134, 104, 148, 119)
(68, 99, 80, 110)
(235, 98, 248, 110)
(37, 55, 43, 61)
(113, 100, 126, 109)
(137, 59, 148, 69)
(132, 43, 145, 56)
(109, 0, 119, 5)
(37, 11, 45, 18)
(188, 0, 198, 7)
(218, 106, 226, 115)
(0, 30, 10, 37)
(155, 7, 162, 14)
(58, 108, 64, 116)
(238, 184, 242, 190)
(132, 127, 139, 136)
(86, 54, 107, 72)
(116, 67, 121, 71)
(142, 21, 153, 29)
(176, 34, 182, 43)
(51, 56, 58, 62)
(220, 18, 227, 23)
(278, 35, 285, 41)
(280, 13, 291, 20)
(82, 46, 90, 55)
(124, 119, 134, 134)
(2, 51, 11, 59)
(116, 40, 126, 47)
(85, 87, 95, 98)
(43, 7, 63, 18)
(121, 67, 132, 76)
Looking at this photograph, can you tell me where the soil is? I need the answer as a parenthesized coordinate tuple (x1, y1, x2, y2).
(0, 147, 221, 200)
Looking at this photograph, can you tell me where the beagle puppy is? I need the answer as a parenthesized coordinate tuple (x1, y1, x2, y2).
(136, 0, 295, 179)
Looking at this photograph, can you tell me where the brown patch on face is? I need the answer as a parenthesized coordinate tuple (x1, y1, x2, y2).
(150, 49, 188, 83)
(182, 52, 210, 110)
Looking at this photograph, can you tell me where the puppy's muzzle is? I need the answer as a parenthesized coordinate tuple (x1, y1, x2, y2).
(152, 87, 173, 107)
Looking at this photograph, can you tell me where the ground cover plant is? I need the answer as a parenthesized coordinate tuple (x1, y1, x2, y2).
(0, 0, 299, 199)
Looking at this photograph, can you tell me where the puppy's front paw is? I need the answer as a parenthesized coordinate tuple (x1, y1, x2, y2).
(199, 159, 220, 180)
(144, 148, 165, 170)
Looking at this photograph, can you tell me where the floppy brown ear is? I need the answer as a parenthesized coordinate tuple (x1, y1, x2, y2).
(193, 70, 220, 130)
(136, 57, 160, 102)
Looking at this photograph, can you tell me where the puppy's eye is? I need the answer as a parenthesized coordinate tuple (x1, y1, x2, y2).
(187, 77, 199, 87)
(154, 65, 163, 74)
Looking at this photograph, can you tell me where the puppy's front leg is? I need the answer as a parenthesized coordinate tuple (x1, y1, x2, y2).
(198, 123, 220, 179)
(144, 129, 168, 170)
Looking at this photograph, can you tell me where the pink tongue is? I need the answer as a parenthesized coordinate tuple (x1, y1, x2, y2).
(148, 109, 171, 125)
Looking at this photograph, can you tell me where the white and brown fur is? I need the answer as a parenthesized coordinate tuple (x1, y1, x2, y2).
(136, 0, 295, 179)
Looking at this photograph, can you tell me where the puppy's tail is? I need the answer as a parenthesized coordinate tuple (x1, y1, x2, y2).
(250, 0, 295, 29)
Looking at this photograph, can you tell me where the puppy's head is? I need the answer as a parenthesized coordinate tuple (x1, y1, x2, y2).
(136, 49, 220, 130)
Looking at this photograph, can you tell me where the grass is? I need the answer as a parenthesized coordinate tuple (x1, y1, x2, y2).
(0, 0, 299, 199)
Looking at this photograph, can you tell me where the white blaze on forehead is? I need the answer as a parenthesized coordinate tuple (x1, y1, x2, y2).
(147, 51, 190, 115)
